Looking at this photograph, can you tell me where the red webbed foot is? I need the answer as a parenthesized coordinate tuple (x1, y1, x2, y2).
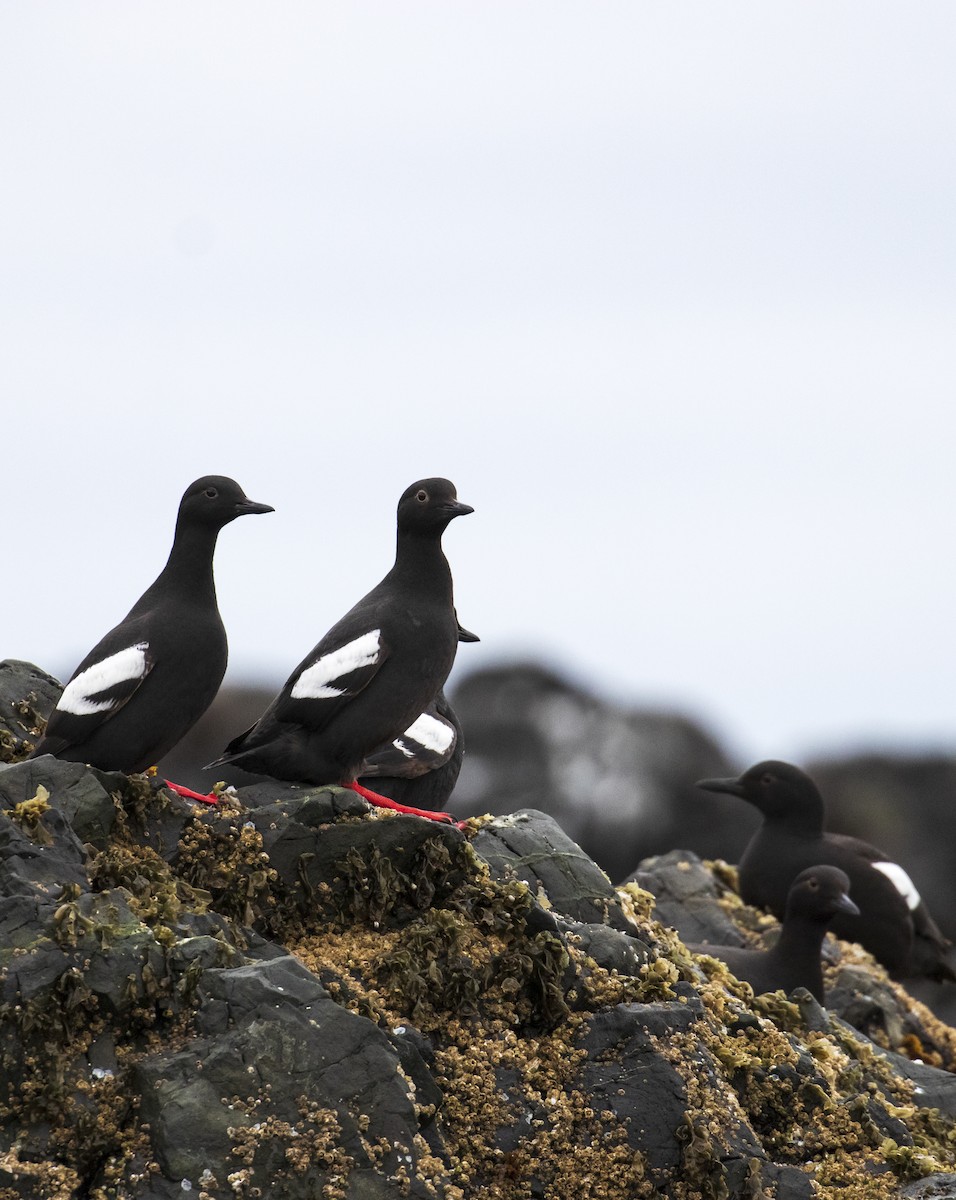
(348, 781, 455, 824)
(163, 779, 219, 805)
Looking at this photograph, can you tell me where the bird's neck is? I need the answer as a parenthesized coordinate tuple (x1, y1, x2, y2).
(148, 521, 221, 607)
(765, 805, 825, 840)
(390, 531, 453, 600)
(771, 915, 828, 969)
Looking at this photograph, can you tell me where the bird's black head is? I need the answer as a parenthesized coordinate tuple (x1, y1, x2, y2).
(696, 759, 826, 826)
(397, 478, 474, 535)
(786, 865, 859, 922)
(178, 476, 275, 530)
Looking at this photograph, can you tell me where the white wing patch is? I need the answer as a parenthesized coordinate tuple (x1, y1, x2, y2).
(291, 629, 381, 700)
(873, 861, 921, 911)
(57, 642, 150, 716)
(401, 712, 455, 755)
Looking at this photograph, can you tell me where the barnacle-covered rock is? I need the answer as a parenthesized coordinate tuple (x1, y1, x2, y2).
(625, 847, 749, 947)
(472, 808, 633, 930)
(0, 658, 60, 762)
(3, 660, 956, 1197)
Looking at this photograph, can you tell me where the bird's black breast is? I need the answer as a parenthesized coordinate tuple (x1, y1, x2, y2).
(739, 827, 913, 975)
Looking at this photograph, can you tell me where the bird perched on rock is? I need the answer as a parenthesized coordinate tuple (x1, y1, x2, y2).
(697, 760, 955, 982)
(689, 865, 859, 1003)
(209, 477, 473, 822)
(357, 687, 465, 813)
(356, 621, 478, 812)
(30, 476, 274, 799)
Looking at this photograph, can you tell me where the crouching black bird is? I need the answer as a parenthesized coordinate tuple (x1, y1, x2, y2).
(689, 865, 859, 1003)
(357, 688, 464, 812)
(29, 476, 274, 800)
(208, 478, 473, 822)
(697, 760, 956, 982)
(356, 621, 478, 812)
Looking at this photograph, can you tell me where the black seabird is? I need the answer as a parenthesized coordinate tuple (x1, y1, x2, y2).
(356, 621, 478, 812)
(208, 477, 473, 822)
(30, 476, 274, 799)
(357, 688, 464, 812)
(689, 865, 859, 1003)
(697, 760, 956, 982)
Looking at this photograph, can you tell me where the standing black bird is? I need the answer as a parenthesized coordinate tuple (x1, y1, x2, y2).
(696, 760, 956, 981)
(208, 478, 473, 821)
(356, 621, 478, 812)
(689, 865, 860, 1003)
(30, 476, 273, 798)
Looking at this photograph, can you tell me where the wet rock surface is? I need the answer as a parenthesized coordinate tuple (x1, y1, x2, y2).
(0, 660, 61, 760)
(3, 661, 956, 1197)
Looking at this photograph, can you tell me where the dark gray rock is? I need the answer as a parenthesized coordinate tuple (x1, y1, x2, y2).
(234, 780, 368, 819)
(562, 918, 650, 975)
(832, 1018, 956, 1118)
(0, 760, 91, 896)
(0, 659, 60, 757)
(0, 893, 56, 952)
(134, 989, 431, 1198)
(0, 756, 118, 847)
(577, 1001, 701, 1179)
(828, 965, 908, 1047)
(0, 1163, 47, 1198)
(246, 800, 467, 929)
(626, 848, 747, 947)
(472, 808, 630, 930)
(903, 1176, 956, 1199)
(575, 999, 813, 1197)
(385, 1023, 443, 1122)
(68, 889, 168, 1012)
(0, 937, 72, 1005)
(196, 953, 330, 1035)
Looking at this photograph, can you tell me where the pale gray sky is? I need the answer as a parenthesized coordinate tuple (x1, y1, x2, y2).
(3, 3, 956, 761)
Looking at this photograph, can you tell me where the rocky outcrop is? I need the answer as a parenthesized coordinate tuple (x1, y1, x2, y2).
(152, 664, 956, 976)
(4, 663, 956, 1197)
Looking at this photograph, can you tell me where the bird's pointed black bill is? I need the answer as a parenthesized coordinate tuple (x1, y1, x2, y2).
(237, 498, 275, 515)
(696, 776, 746, 798)
(835, 894, 861, 917)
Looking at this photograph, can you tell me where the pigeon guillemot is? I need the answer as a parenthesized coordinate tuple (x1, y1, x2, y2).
(356, 621, 478, 812)
(357, 688, 464, 812)
(696, 760, 956, 982)
(30, 476, 274, 800)
(689, 865, 859, 1003)
(208, 478, 473, 822)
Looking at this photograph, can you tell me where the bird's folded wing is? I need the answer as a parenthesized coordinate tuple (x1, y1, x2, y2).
(40, 637, 155, 750)
(829, 832, 922, 911)
(277, 627, 390, 731)
(359, 706, 458, 780)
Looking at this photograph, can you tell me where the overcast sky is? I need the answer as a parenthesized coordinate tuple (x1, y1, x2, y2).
(3, 3, 955, 764)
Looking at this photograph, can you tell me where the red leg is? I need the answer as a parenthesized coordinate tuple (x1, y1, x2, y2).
(348, 781, 456, 824)
(163, 779, 219, 805)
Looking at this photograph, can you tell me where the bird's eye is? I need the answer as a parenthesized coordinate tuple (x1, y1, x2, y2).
(416, 489, 428, 503)
(808, 879, 819, 890)
(761, 773, 773, 786)
(205, 487, 218, 499)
